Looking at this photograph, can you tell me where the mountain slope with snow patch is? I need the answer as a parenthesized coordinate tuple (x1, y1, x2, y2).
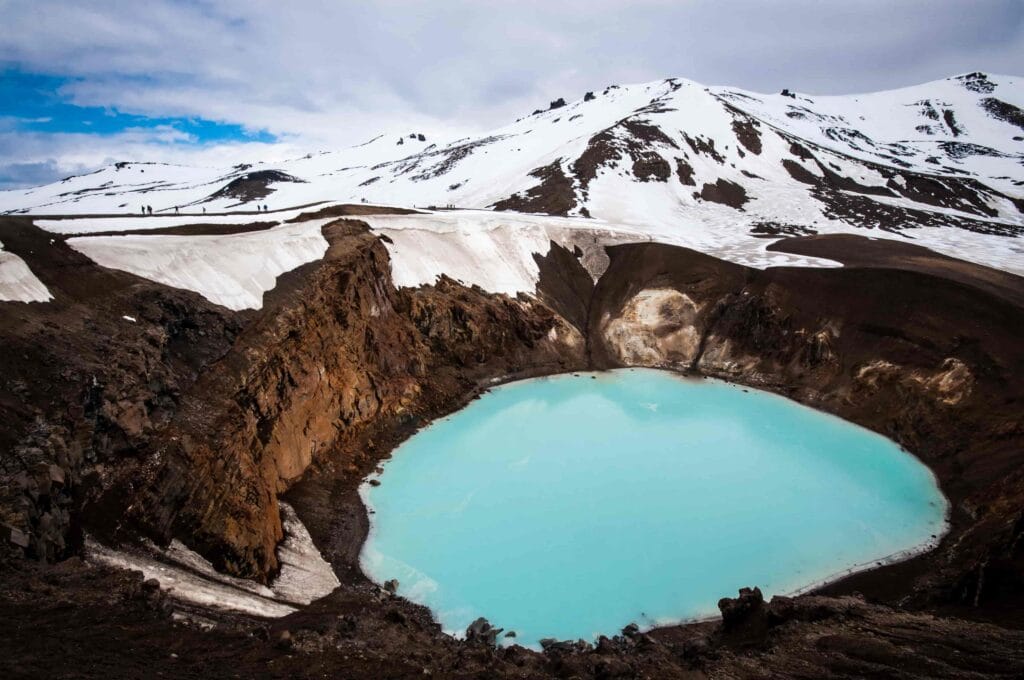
(2, 72, 1022, 275)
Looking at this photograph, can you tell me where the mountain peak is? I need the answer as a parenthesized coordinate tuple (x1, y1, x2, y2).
(2, 73, 1021, 276)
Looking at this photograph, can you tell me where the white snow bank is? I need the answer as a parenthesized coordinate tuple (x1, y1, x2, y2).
(0, 241, 52, 303)
(363, 210, 840, 295)
(68, 218, 333, 310)
(87, 502, 339, 618)
(372, 217, 554, 295)
(364, 211, 650, 295)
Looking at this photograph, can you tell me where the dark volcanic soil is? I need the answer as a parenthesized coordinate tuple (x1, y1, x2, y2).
(2, 212, 1024, 679)
(205, 170, 304, 206)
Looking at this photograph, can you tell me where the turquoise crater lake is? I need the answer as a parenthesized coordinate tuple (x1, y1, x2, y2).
(360, 369, 948, 646)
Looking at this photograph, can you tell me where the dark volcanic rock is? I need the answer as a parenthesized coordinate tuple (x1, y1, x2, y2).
(0, 218, 243, 563)
(207, 170, 304, 205)
(572, 118, 678, 195)
(533, 240, 594, 334)
(718, 587, 768, 646)
(956, 72, 997, 94)
(981, 97, 1024, 132)
(114, 219, 583, 580)
(698, 178, 748, 208)
(493, 160, 577, 215)
(749, 221, 818, 237)
(465, 617, 503, 645)
(731, 116, 763, 155)
(675, 158, 696, 185)
(683, 133, 725, 163)
(631, 153, 671, 182)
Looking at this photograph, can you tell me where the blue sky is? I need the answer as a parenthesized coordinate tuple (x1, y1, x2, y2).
(0, 0, 1022, 189)
(0, 67, 280, 189)
(0, 71, 275, 142)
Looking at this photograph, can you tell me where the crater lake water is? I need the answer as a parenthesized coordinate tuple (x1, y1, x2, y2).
(360, 369, 948, 647)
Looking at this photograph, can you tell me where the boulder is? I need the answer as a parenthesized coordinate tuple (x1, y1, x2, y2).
(1, 524, 30, 549)
(465, 617, 503, 646)
(718, 586, 769, 647)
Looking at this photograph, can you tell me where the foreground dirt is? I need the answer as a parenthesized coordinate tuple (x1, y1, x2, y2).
(1, 215, 1023, 678)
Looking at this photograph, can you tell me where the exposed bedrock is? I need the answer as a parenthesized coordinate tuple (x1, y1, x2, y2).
(101, 220, 585, 580)
(0, 218, 245, 564)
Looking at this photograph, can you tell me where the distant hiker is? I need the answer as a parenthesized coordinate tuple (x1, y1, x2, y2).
(141, 206, 145, 215)
(174, 206, 179, 214)
(147, 205, 153, 215)
(202, 207, 206, 214)
(263, 204, 268, 212)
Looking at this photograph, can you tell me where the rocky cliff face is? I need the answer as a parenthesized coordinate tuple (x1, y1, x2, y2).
(589, 238, 1024, 611)
(102, 220, 585, 580)
(0, 217, 244, 564)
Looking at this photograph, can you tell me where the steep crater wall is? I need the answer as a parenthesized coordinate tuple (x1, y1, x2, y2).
(102, 220, 586, 580)
(589, 241, 1024, 611)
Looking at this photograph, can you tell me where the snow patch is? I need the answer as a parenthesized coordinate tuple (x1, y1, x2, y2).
(86, 502, 339, 618)
(364, 211, 650, 295)
(68, 218, 333, 310)
(0, 241, 52, 303)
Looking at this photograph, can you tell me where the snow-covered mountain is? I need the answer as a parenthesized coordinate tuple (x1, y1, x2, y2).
(2, 71, 1023, 275)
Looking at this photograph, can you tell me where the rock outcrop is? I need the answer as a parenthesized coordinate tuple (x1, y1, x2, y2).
(105, 219, 583, 580)
(590, 237, 1024, 611)
(0, 218, 244, 564)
